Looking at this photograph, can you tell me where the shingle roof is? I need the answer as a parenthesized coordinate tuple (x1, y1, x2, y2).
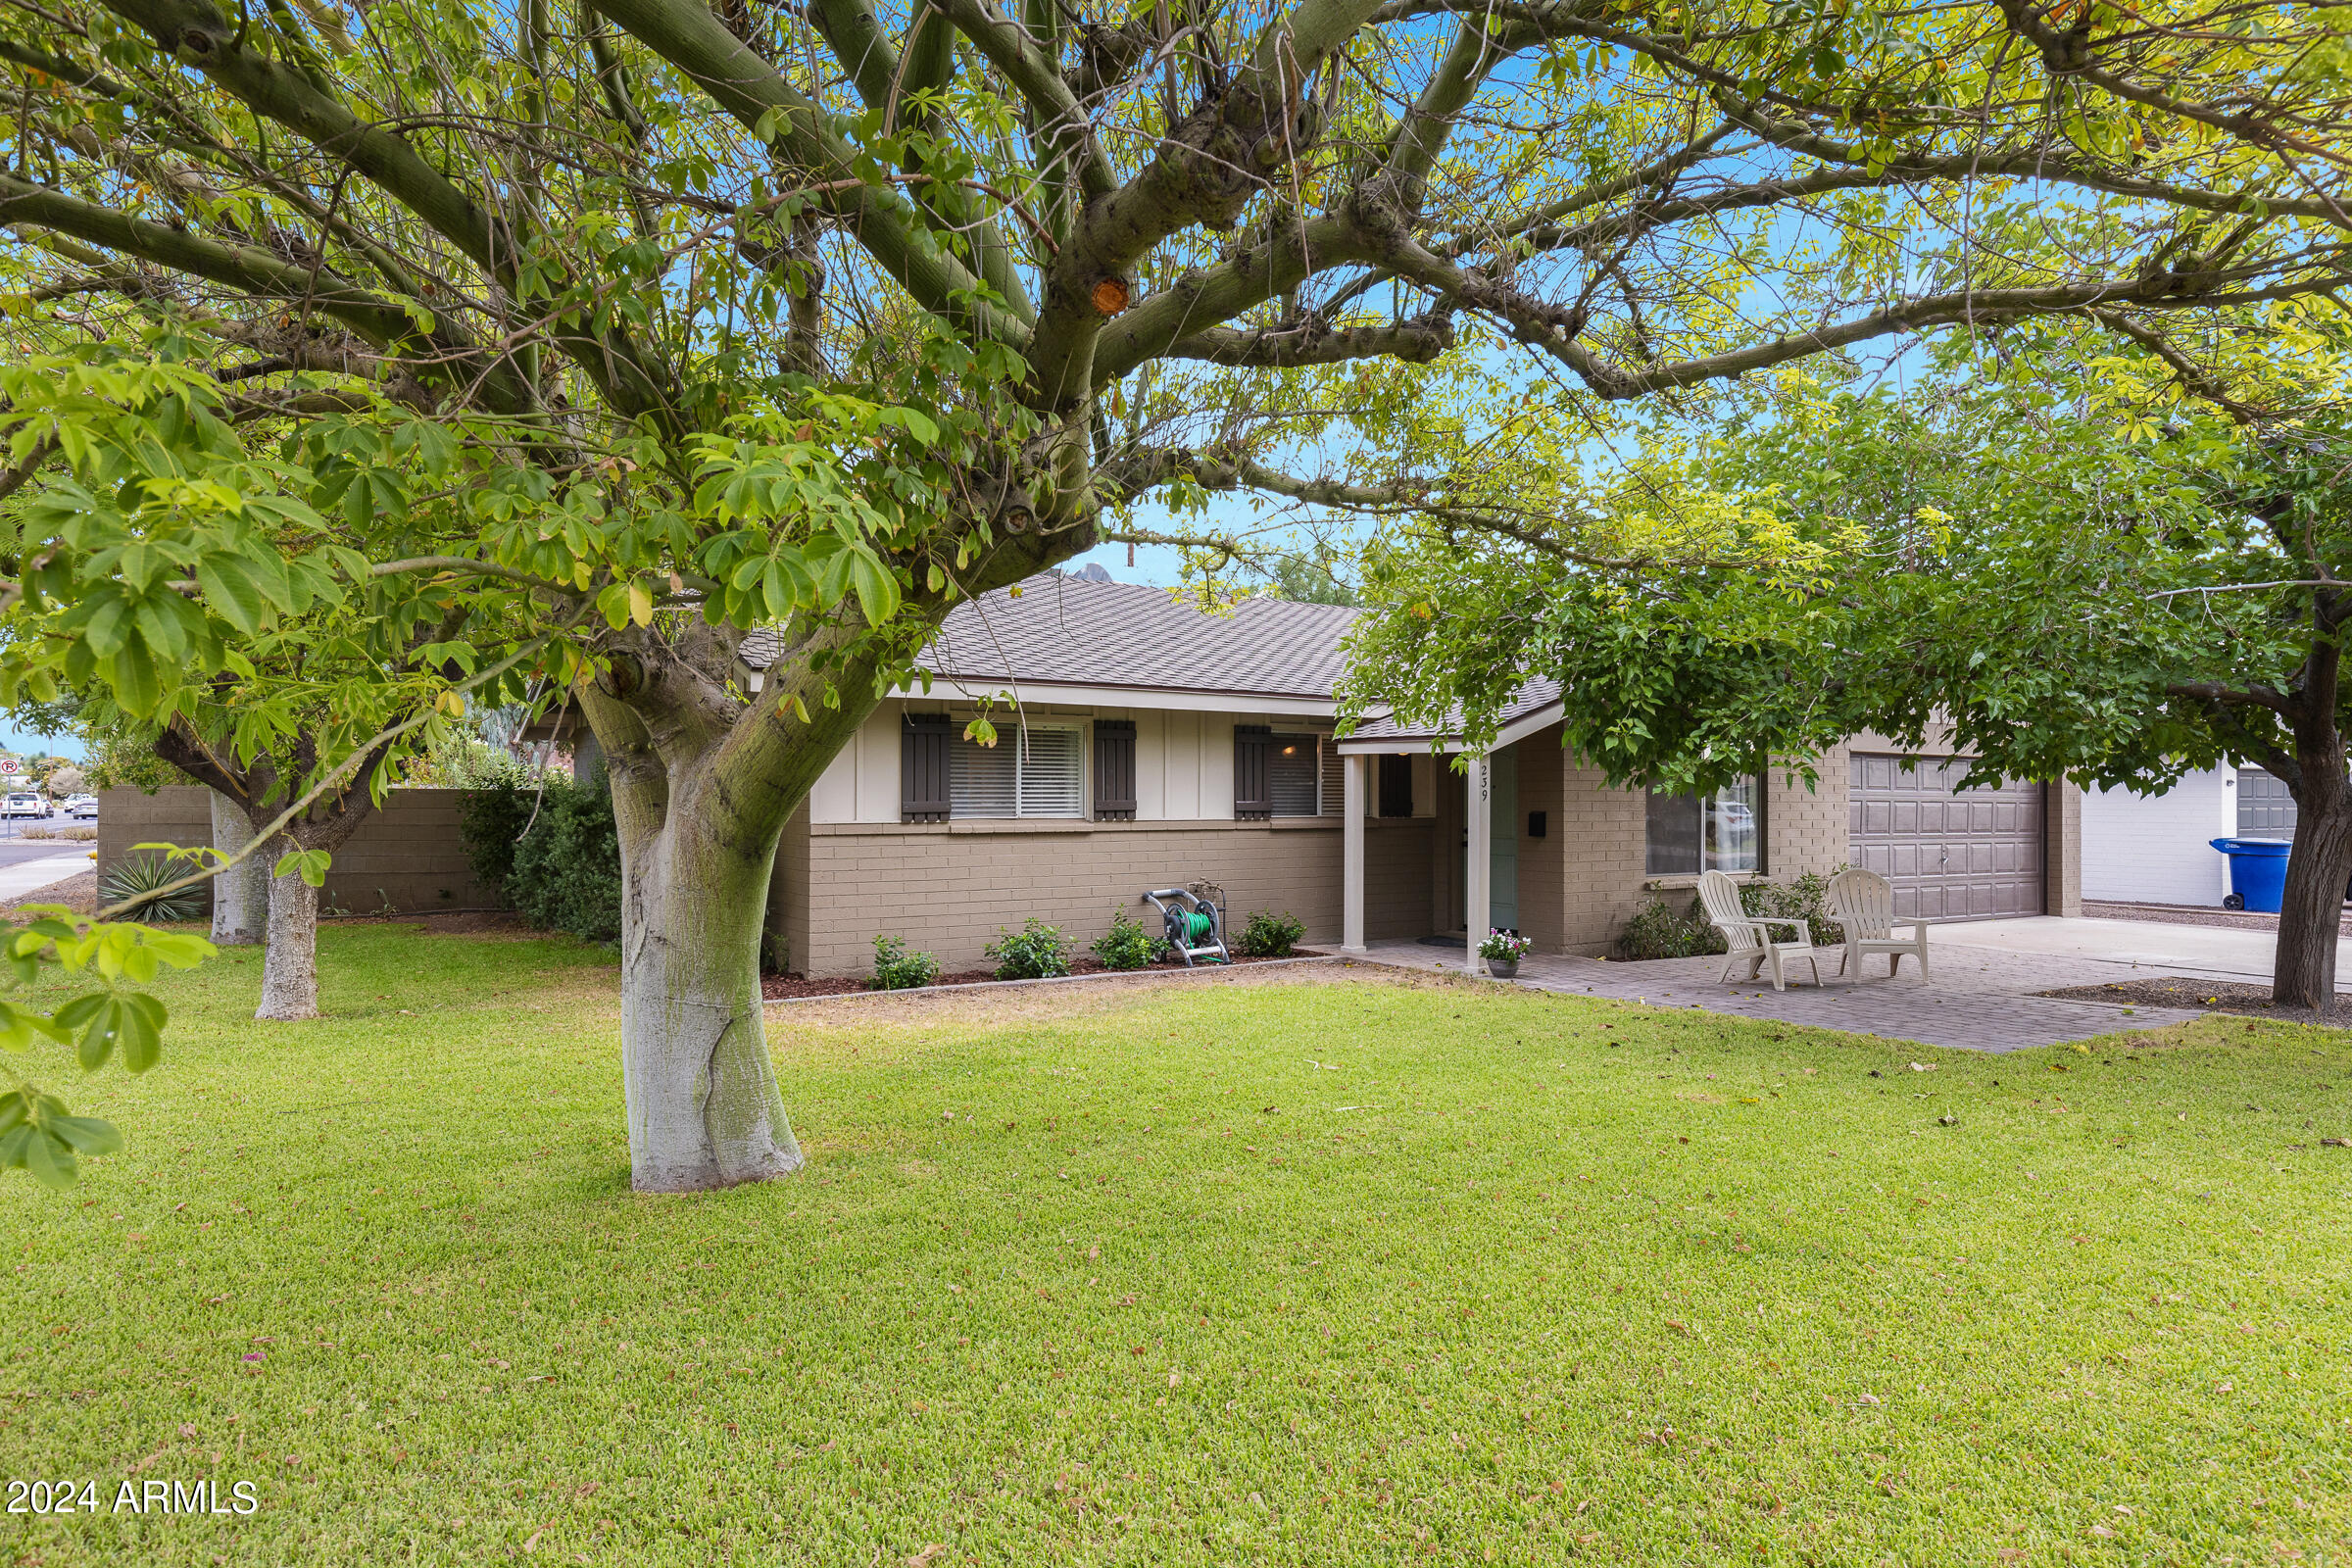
(1340, 678, 1565, 745)
(746, 573, 1363, 700)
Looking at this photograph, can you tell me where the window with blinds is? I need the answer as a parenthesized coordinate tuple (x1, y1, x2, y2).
(949, 724, 1083, 818)
(1269, 734, 1321, 817)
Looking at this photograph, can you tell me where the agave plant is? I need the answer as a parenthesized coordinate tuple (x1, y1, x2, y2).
(96, 858, 207, 924)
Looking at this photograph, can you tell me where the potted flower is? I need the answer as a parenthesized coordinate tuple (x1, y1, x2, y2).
(1478, 928, 1533, 979)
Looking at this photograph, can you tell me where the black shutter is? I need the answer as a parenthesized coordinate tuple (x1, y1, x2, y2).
(1234, 725, 1272, 819)
(901, 714, 952, 821)
(1094, 720, 1137, 820)
(1378, 754, 1414, 817)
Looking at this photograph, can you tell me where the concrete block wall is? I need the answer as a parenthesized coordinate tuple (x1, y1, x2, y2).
(779, 818, 1345, 978)
(97, 786, 498, 914)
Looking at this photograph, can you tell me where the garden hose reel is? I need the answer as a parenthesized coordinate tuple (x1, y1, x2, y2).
(1142, 883, 1230, 966)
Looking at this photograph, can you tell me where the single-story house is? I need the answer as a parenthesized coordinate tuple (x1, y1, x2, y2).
(2082, 763, 2295, 907)
(751, 573, 2083, 978)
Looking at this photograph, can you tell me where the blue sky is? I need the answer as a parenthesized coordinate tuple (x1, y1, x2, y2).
(0, 719, 80, 760)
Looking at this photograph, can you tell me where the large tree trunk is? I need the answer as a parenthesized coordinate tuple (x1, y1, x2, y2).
(207, 789, 270, 946)
(2272, 797, 2352, 1012)
(615, 806, 801, 1191)
(257, 860, 322, 1021)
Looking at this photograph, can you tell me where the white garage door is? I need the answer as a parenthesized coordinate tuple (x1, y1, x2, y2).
(1849, 755, 2043, 920)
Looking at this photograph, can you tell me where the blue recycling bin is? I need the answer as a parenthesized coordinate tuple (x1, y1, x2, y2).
(2211, 837, 2292, 912)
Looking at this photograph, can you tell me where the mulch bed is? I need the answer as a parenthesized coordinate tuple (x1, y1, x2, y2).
(762, 950, 1326, 1000)
(2083, 899, 2352, 936)
(2038, 975, 2352, 1024)
(3, 868, 96, 916)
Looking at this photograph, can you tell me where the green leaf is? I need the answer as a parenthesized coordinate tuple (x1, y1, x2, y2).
(47, 1115, 122, 1156)
(110, 636, 163, 716)
(195, 554, 270, 636)
(24, 1127, 74, 1188)
(847, 551, 900, 626)
(273, 849, 331, 888)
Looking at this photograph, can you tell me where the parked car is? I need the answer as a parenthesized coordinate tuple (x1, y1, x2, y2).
(63, 794, 98, 818)
(2, 792, 47, 819)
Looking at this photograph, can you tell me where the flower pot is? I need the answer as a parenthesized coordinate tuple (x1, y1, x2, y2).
(1487, 958, 1520, 979)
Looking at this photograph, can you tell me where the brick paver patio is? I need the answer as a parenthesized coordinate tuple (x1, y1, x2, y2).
(1356, 929, 2246, 1053)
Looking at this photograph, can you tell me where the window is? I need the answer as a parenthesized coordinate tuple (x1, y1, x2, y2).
(950, 724, 1084, 818)
(1377, 754, 1414, 817)
(1236, 729, 1325, 818)
(1269, 734, 1321, 816)
(1644, 778, 1759, 874)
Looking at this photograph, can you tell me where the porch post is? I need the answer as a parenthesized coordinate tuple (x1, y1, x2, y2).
(1342, 752, 1367, 954)
(1465, 752, 1491, 975)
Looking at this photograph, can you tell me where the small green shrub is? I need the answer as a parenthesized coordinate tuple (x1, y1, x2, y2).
(1615, 873, 1845, 959)
(502, 774, 623, 943)
(986, 918, 1070, 980)
(867, 935, 941, 991)
(98, 856, 207, 923)
(1235, 908, 1306, 957)
(1740, 871, 1842, 949)
(1090, 909, 1166, 970)
(1614, 896, 1720, 959)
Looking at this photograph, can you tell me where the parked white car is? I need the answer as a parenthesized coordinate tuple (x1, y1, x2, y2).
(2, 792, 48, 819)
(63, 794, 98, 819)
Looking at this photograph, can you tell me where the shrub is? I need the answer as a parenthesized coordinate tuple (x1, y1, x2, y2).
(867, 935, 940, 991)
(98, 856, 207, 923)
(504, 775, 623, 943)
(1235, 908, 1306, 957)
(985, 918, 1070, 980)
(1090, 908, 1166, 970)
(1615, 873, 1844, 959)
(458, 777, 536, 900)
(1614, 896, 1719, 959)
(1740, 871, 1841, 949)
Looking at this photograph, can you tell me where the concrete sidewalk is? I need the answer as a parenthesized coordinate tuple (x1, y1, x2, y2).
(0, 851, 92, 905)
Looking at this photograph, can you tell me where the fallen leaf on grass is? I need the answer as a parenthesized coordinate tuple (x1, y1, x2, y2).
(906, 1545, 949, 1567)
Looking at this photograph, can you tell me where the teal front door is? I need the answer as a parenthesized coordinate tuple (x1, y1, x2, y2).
(1489, 744, 1518, 933)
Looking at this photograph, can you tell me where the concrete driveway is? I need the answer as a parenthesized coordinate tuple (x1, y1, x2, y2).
(1360, 913, 2324, 1054)
(1931, 915, 2340, 988)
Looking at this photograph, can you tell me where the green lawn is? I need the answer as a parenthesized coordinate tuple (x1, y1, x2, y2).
(4, 926, 2349, 1565)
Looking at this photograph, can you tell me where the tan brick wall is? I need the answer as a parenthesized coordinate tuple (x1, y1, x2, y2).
(1555, 761, 1649, 953)
(97, 786, 497, 914)
(782, 819, 1346, 978)
(1766, 745, 1851, 878)
(2045, 780, 2083, 916)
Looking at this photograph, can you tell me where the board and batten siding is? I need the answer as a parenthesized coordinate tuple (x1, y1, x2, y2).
(807, 701, 1265, 824)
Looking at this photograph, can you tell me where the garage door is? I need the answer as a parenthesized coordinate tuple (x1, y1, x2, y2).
(1849, 755, 2043, 920)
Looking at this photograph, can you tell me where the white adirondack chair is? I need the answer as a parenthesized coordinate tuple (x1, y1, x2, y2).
(1825, 867, 1932, 981)
(1696, 869, 1821, 991)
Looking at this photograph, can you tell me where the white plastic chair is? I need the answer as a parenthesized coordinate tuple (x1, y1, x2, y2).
(1825, 867, 1932, 981)
(1696, 869, 1820, 991)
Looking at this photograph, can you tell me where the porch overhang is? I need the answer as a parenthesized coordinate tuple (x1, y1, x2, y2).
(1332, 697, 1566, 757)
